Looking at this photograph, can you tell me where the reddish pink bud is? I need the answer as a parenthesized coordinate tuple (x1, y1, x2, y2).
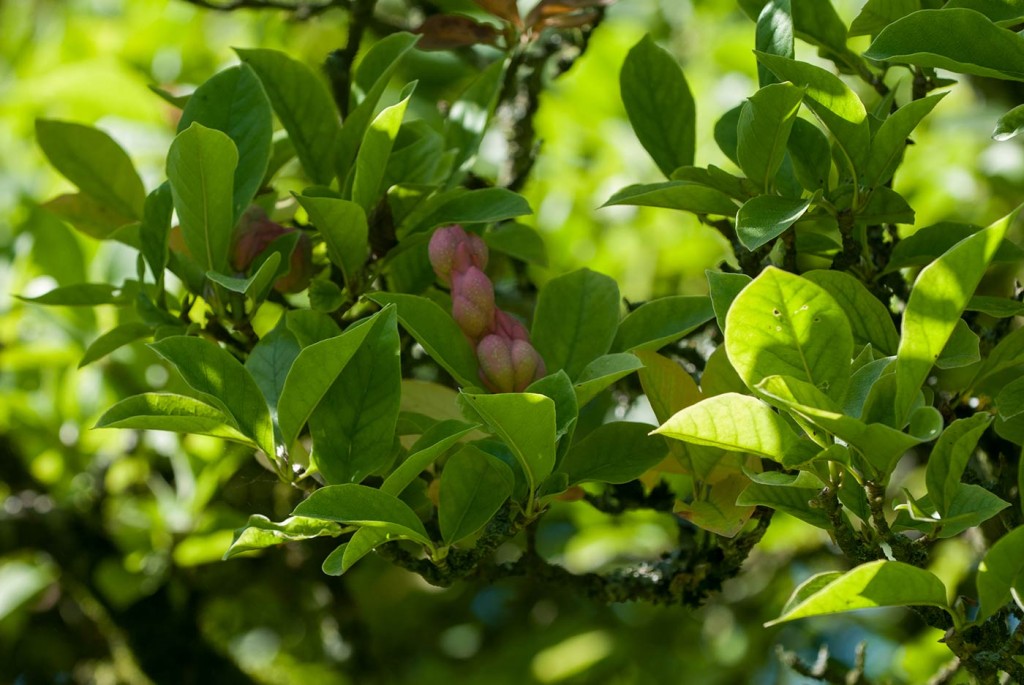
(428, 225, 487, 286)
(494, 310, 530, 341)
(477, 334, 516, 393)
(451, 266, 495, 339)
(510, 339, 545, 390)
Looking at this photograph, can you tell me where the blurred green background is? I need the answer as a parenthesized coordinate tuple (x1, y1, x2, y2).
(2, 1, 1021, 683)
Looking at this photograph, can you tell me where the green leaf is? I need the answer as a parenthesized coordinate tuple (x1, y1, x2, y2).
(736, 481, 830, 528)
(976, 526, 1024, 621)
(43, 193, 135, 241)
(574, 353, 644, 407)
(925, 414, 993, 517)
(678, 469, 757, 537)
(612, 296, 714, 353)
(19, 283, 129, 307)
(864, 9, 1024, 81)
(884, 222, 1023, 274)
(802, 270, 899, 355)
(526, 371, 579, 443)
(636, 350, 702, 424)
(893, 209, 1012, 425)
(936, 319, 980, 369)
(966, 296, 1024, 317)
(996, 376, 1024, 419)
(654, 393, 813, 464)
(352, 86, 413, 212)
(532, 268, 620, 379)
(308, 308, 401, 484)
(849, 0, 920, 37)
(484, 223, 548, 266)
(79, 322, 152, 368)
(945, 0, 1024, 25)
(714, 105, 742, 165)
(602, 182, 737, 216)
(167, 123, 237, 274)
(440, 445, 514, 544)
(766, 560, 949, 626)
(707, 271, 752, 333)
(224, 515, 342, 559)
(787, 119, 832, 192)
(95, 392, 251, 444)
(756, 374, 923, 475)
(294, 194, 369, 290)
(726, 267, 853, 400)
(620, 34, 696, 177)
(276, 315, 380, 448)
(863, 93, 947, 188)
(148, 337, 275, 455)
(737, 83, 804, 189)
(410, 188, 533, 235)
(755, 0, 794, 87)
(335, 33, 420, 181)
(237, 48, 340, 185)
(206, 252, 281, 299)
(384, 421, 479, 496)
(790, 0, 849, 55)
(178, 64, 272, 224)
(994, 103, 1024, 141)
(140, 183, 173, 283)
(459, 392, 556, 495)
(852, 186, 915, 226)
(972, 326, 1024, 392)
(561, 422, 669, 485)
(934, 483, 1009, 538)
(755, 53, 870, 177)
(292, 483, 432, 547)
(445, 57, 506, 178)
(286, 310, 341, 347)
(35, 119, 145, 220)
(245, 323, 301, 421)
(365, 292, 480, 388)
(735, 195, 810, 251)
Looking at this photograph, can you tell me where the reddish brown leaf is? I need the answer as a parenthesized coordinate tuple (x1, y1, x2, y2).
(533, 9, 600, 30)
(416, 15, 501, 51)
(472, 0, 522, 26)
(526, 0, 610, 30)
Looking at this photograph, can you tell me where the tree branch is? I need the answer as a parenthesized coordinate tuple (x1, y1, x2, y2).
(177, 0, 350, 18)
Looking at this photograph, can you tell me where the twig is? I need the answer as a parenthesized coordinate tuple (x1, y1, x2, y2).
(177, 0, 350, 18)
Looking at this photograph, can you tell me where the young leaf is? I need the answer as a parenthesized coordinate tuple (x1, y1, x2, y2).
(276, 310, 382, 448)
(177, 64, 272, 224)
(167, 123, 238, 274)
(35, 119, 146, 220)
(224, 515, 342, 559)
(527, 370, 579, 443)
(292, 484, 433, 548)
(766, 560, 949, 626)
(365, 292, 480, 388)
(308, 307, 401, 484)
(802, 270, 899, 355)
(620, 34, 696, 177)
(95, 392, 251, 444)
(532, 268, 620, 379)
(755, 53, 870, 177)
(994, 103, 1024, 141)
(236, 48, 340, 185)
(206, 252, 281, 299)
(976, 526, 1024, 622)
(755, 0, 794, 87)
(935, 319, 980, 369)
(654, 393, 813, 464)
(294, 194, 369, 290)
(560, 422, 669, 485)
(865, 9, 1024, 81)
(737, 83, 804, 189)
(893, 209, 1013, 425)
(459, 392, 556, 494)
(611, 296, 714, 353)
(924, 414, 993, 517)
(148, 337, 275, 455)
(677, 470, 756, 537)
(863, 93, 947, 188)
(725, 267, 854, 400)
(352, 86, 413, 212)
(439, 445, 514, 545)
(735, 196, 811, 251)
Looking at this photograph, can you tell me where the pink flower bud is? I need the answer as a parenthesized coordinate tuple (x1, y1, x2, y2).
(494, 310, 530, 341)
(477, 334, 515, 393)
(451, 266, 495, 339)
(428, 225, 487, 286)
(510, 339, 546, 391)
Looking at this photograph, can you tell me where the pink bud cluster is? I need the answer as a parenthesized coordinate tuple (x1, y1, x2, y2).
(429, 225, 546, 393)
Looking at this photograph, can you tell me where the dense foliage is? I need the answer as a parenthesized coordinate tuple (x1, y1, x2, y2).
(6, 0, 1024, 683)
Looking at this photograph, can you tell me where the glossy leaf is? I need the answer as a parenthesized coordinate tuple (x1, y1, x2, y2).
(294, 194, 369, 290)
(611, 296, 714, 353)
(445, 57, 506, 178)
(864, 9, 1024, 81)
(484, 223, 548, 266)
(976, 526, 1024, 622)
(35, 119, 145, 220)
(849, 0, 920, 37)
(19, 283, 129, 307)
(95, 392, 250, 444)
(736, 481, 830, 528)
(352, 87, 412, 212)
(237, 48, 340, 184)
(707, 271, 751, 332)
(787, 119, 832, 191)
(177, 64, 272, 223)
(755, 0, 794, 87)
(526, 371, 578, 443)
(766, 560, 949, 626)
(802, 269, 899, 355)
(996, 377, 1024, 419)
(410, 188, 533, 235)
(726, 267, 853, 400)
(935, 319, 980, 370)
(636, 350, 702, 424)
(893, 209, 1012, 424)
(994, 103, 1024, 141)
(439, 445, 514, 544)
(167, 123, 237, 274)
(863, 93, 947, 188)
(292, 484, 432, 547)
(79, 322, 152, 368)
(224, 515, 342, 559)
(561, 422, 669, 485)
(139, 183, 173, 283)
(737, 83, 803, 189)
(602, 182, 737, 216)
(925, 414, 993, 517)
(620, 34, 696, 177)
(735, 195, 810, 251)
(206, 252, 281, 299)
(532, 268, 620, 379)
(245, 323, 301, 420)
(573, 353, 644, 407)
